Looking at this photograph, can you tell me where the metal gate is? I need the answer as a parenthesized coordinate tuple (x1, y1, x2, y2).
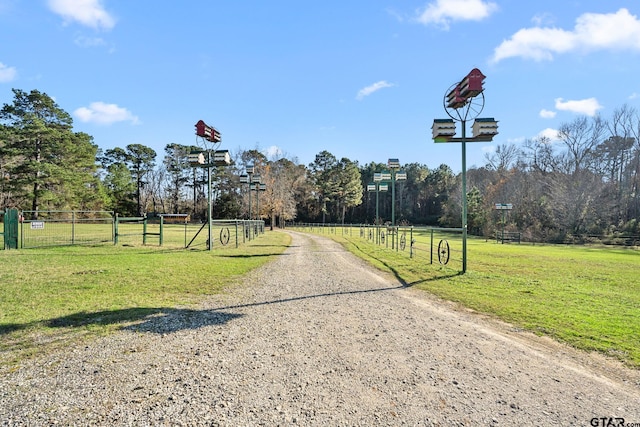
(2, 208, 19, 249)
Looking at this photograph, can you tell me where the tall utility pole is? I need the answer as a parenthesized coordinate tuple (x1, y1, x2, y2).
(432, 69, 499, 273)
(387, 158, 406, 227)
(191, 120, 230, 251)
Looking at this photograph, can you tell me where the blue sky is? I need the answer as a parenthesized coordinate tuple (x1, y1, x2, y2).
(2, 0, 640, 171)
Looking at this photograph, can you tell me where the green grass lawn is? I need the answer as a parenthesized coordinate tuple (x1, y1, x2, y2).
(294, 225, 640, 368)
(0, 230, 291, 366)
(3, 224, 640, 369)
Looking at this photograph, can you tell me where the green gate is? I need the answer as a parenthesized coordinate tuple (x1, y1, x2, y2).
(2, 208, 19, 249)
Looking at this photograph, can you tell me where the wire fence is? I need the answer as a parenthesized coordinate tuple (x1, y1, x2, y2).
(165, 219, 265, 250)
(13, 210, 266, 250)
(20, 211, 114, 249)
(289, 223, 464, 271)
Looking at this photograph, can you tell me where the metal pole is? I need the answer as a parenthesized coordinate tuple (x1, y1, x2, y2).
(391, 170, 396, 227)
(248, 183, 252, 221)
(395, 227, 398, 252)
(375, 185, 379, 225)
(410, 227, 414, 258)
(461, 121, 467, 273)
(375, 185, 379, 244)
(430, 228, 434, 265)
(208, 151, 213, 251)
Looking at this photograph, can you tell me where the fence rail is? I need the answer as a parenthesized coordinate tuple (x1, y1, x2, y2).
(179, 219, 265, 249)
(5, 210, 266, 250)
(496, 231, 521, 244)
(20, 211, 114, 249)
(289, 223, 465, 271)
(114, 216, 265, 249)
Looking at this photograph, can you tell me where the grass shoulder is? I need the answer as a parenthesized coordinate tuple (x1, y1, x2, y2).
(309, 229, 640, 369)
(0, 230, 291, 368)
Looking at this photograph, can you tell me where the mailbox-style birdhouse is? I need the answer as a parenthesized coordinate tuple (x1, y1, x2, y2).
(459, 68, 485, 99)
(195, 120, 207, 137)
(195, 120, 221, 143)
(432, 119, 456, 142)
(188, 151, 205, 166)
(446, 86, 466, 109)
(213, 150, 231, 166)
(472, 118, 499, 141)
(446, 68, 486, 109)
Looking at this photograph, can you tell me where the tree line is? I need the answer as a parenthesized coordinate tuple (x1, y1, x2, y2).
(1, 89, 639, 242)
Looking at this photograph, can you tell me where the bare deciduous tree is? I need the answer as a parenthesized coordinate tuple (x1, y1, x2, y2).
(557, 115, 606, 175)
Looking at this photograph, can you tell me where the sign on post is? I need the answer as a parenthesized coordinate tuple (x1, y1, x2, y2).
(494, 203, 513, 210)
(30, 221, 45, 229)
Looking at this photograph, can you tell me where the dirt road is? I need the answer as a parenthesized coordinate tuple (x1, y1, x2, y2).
(1, 230, 639, 425)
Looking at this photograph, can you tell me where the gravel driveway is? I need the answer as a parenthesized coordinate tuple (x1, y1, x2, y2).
(1, 230, 640, 426)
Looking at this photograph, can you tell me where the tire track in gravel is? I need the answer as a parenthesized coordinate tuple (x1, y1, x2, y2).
(1, 230, 639, 426)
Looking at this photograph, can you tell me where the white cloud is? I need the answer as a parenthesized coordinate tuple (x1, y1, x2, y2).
(531, 13, 555, 27)
(629, 93, 639, 100)
(74, 102, 139, 125)
(537, 128, 561, 142)
(416, 0, 498, 29)
(507, 136, 526, 144)
(356, 81, 395, 100)
(481, 145, 495, 154)
(74, 35, 106, 48)
(492, 8, 640, 62)
(555, 97, 602, 116)
(47, 0, 115, 30)
(539, 109, 556, 119)
(263, 145, 283, 159)
(0, 62, 17, 82)
(492, 27, 575, 62)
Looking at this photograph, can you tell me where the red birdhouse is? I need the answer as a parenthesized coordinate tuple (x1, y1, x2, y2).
(446, 86, 467, 109)
(459, 68, 485, 99)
